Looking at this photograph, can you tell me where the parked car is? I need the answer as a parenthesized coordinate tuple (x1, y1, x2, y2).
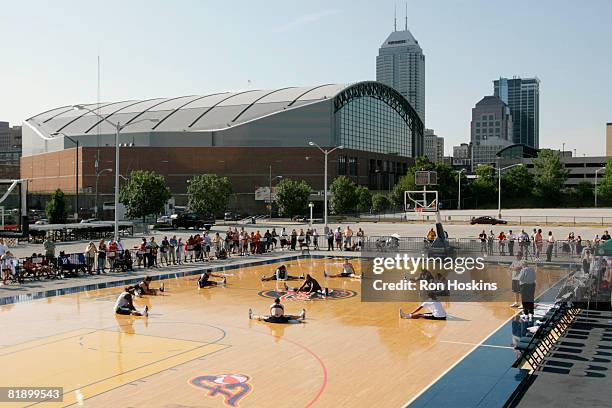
(224, 212, 240, 221)
(470, 216, 507, 225)
(170, 213, 215, 230)
(80, 218, 100, 224)
(156, 215, 172, 225)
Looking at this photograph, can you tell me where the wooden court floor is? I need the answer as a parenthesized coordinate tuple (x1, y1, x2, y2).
(0, 258, 565, 408)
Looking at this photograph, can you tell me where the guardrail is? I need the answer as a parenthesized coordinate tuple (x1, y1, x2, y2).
(363, 235, 593, 263)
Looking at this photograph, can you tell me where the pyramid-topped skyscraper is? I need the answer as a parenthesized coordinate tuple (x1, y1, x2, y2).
(376, 15, 425, 124)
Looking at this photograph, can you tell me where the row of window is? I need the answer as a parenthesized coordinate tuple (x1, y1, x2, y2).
(336, 96, 413, 157)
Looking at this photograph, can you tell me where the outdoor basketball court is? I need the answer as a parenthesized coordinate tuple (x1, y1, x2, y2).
(0, 257, 567, 407)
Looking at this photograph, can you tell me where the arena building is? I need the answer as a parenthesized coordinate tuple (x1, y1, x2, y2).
(21, 81, 423, 215)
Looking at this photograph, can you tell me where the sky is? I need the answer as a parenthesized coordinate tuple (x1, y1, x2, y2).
(1, 0, 611, 156)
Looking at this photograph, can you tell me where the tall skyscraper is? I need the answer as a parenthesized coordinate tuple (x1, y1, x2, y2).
(493, 77, 540, 148)
(424, 129, 444, 163)
(376, 14, 425, 123)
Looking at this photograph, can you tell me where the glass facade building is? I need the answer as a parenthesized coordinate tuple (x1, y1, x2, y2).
(493, 77, 540, 148)
(336, 96, 412, 157)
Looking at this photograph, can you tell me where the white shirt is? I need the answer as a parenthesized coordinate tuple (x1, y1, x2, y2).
(0, 243, 8, 257)
(114, 292, 131, 310)
(343, 263, 355, 274)
(510, 260, 526, 280)
(422, 301, 446, 318)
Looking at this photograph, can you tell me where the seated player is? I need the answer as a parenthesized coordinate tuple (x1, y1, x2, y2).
(114, 286, 148, 316)
(198, 269, 227, 288)
(324, 259, 360, 279)
(399, 294, 447, 320)
(261, 264, 302, 281)
(135, 275, 164, 296)
(249, 297, 306, 323)
(285, 274, 327, 298)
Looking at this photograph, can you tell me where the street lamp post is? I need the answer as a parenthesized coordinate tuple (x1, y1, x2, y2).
(308, 202, 314, 226)
(497, 162, 523, 219)
(595, 167, 605, 207)
(51, 132, 80, 219)
(308, 141, 343, 231)
(72, 105, 157, 240)
(457, 168, 466, 210)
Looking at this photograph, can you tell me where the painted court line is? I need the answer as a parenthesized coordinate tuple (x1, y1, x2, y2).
(440, 340, 514, 350)
(402, 316, 515, 408)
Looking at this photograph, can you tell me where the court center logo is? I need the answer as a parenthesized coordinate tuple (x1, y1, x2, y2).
(258, 288, 357, 301)
(189, 373, 253, 407)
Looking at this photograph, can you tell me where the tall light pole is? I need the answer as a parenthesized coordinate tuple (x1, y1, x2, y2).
(457, 168, 466, 210)
(595, 167, 605, 207)
(497, 162, 523, 219)
(51, 132, 80, 219)
(308, 141, 343, 230)
(72, 105, 158, 239)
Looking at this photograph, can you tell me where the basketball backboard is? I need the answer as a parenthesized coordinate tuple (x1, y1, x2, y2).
(404, 190, 438, 212)
(415, 171, 437, 186)
(0, 180, 28, 237)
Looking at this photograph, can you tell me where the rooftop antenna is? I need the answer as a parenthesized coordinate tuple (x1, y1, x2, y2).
(405, 2, 408, 30)
(394, 4, 397, 31)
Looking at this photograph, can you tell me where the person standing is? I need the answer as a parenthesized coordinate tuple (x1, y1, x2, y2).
(518, 264, 536, 319)
(313, 228, 319, 250)
(43, 237, 56, 262)
(344, 226, 353, 250)
(509, 253, 525, 308)
(0, 238, 8, 260)
(479, 230, 487, 256)
(327, 228, 334, 251)
(290, 229, 297, 251)
(176, 237, 184, 264)
(169, 235, 177, 265)
(160, 236, 170, 266)
(97, 239, 107, 274)
(508, 230, 516, 257)
(497, 231, 506, 256)
(546, 231, 555, 262)
(85, 241, 96, 274)
(107, 239, 118, 272)
(335, 227, 343, 251)
(534, 229, 543, 261)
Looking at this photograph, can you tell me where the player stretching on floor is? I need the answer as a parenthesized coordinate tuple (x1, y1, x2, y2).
(324, 259, 360, 279)
(135, 275, 164, 296)
(114, 286, 148, 316)
(249, 297, 306, 323)
(261, 264, 303, 281)
(198, 269, 227, 288)
(284, 274, 327, 297)
(399, 295, 447, 320)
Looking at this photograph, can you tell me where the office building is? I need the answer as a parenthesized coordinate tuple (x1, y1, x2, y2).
(376, 21, 425, 123)
(470, 96, 513, 167)
(453, 143, 470, 159)
(493, 77, 540, 148)
(423, 129, 443, 163)
(0, 122, 22, 179)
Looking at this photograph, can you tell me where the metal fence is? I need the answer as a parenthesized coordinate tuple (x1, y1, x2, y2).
(363, 235, 592, 263)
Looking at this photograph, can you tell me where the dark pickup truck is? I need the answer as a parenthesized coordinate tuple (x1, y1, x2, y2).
(170, 213, 215, 230)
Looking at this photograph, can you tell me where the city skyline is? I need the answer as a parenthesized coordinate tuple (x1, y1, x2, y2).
(1, 0, 611, 156)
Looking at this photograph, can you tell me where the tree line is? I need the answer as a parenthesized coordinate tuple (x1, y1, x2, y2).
(43, 151, 612, 223)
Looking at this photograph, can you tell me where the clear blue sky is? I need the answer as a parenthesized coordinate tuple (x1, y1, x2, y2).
(1, 0, 610, 155)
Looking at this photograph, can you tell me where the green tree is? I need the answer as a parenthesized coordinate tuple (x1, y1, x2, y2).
(391, 172, 416, 207)
(329, 176, 358, 214)
(533, 150, 569, 203)
(502, 165, 533, 198)
(119, 170, 172, 222)
(356, 185, 372, 212)
(372, 193, 392, 213)
(573, 181, 594, 204)
(597, 158, 612, 203)
(276, 179, 311, 217)
(471, 165, 497, 206)
(45, 189, 69, 223)
(187, 174, 232, 216)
